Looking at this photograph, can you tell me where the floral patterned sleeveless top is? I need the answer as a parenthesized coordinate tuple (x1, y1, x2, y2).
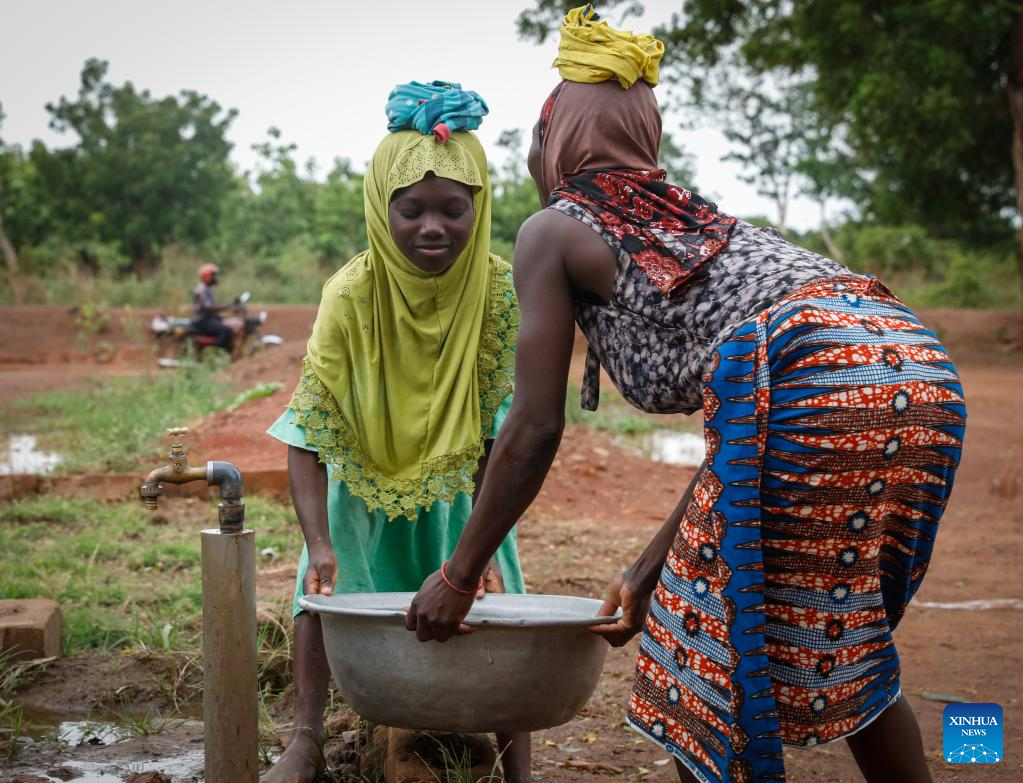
(551, 198, 849, 415)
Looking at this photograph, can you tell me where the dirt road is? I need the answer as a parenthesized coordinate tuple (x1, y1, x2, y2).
(1, 305, 1021, 781)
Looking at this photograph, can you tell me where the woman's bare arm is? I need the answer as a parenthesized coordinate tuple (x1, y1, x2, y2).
(406, 210, 577, 641)
(590, 461, 706, 646)
(447, 213, 578, 582)
(472, 440, 505, 594)
(628, 460, 705, 593)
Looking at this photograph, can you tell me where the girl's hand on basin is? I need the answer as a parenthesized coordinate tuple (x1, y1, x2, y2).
(303, 547, 338, 596)
(590, 570, 651, 647)
(406, 570, 476, 642)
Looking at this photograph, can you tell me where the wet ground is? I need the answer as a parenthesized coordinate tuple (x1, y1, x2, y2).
(0, 435, 62, 475)
(7, 712, 204, 782)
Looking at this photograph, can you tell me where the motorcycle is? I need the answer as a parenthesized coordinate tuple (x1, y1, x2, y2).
(150, 292, 284, 367)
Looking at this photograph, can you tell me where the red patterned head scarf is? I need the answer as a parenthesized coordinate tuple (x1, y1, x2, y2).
(537, 80, 736, 297)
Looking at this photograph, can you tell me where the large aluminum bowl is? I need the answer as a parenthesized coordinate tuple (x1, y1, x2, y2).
(298, 592, 615, 733)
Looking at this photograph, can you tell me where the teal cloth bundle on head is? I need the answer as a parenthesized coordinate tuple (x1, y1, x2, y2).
(385, 80, 488, 142)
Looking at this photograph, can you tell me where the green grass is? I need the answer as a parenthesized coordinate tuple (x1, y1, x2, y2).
(1, 358, 232, 473)
(414, 733, 502, 783)
(106, 696, 185, 737)
(1, 699, 23, 762)
(0, 493, 305, 751)
(0, 496, 303, 654)
(0, 648, 53, 761)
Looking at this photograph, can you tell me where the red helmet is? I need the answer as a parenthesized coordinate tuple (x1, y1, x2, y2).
(198, 263, 220, 284)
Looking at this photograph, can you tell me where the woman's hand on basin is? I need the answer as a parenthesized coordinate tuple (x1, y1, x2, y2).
(478, 558, 505, 598)
(590, 570, 651, 647)
(406, 570, 476, 642)
(303, 546, 338, 596)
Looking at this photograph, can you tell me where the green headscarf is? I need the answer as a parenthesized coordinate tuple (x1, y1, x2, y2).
(288, 130, 517, 520)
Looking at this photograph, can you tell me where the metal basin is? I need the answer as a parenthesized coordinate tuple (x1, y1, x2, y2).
(298, 592, 615, 733)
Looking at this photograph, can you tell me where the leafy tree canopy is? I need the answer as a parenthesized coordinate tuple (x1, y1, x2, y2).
(518, 1, 1018, 240)
(32, 58, 238, 271)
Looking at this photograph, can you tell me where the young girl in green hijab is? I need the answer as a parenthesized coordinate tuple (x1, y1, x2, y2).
(261, 83, 529, 783)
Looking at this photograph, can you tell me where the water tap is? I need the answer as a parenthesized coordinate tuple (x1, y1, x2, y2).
(139, 427, 246, 533)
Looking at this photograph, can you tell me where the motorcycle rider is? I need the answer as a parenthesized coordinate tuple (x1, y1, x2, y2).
(192, 263, 235, 350)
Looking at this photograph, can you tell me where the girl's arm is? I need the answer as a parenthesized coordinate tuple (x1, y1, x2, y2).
(406, 210, 577, 642)
(288, 444, 337, 596)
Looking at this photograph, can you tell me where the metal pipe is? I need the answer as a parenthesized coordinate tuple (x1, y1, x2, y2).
(138, 428, 258, 782)
(201, 525, 258, 782)
(208, 460, 245, 533)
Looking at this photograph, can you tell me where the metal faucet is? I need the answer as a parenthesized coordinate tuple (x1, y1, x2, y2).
(139, 427, 245, 532)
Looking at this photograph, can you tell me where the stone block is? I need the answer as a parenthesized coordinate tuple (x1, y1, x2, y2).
(0, 599, 63, 662)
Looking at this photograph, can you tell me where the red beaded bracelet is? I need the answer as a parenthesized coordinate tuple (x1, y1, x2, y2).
(441, 561, 483, 596)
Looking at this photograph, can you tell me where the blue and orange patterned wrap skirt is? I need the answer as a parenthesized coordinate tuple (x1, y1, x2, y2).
(627, 275, 966, 782)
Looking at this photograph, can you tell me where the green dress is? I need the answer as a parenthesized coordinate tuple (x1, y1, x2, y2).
(267, 396, 524, 617)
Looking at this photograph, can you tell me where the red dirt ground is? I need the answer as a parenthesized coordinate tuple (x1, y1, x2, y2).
(1, 305, 1022, 781)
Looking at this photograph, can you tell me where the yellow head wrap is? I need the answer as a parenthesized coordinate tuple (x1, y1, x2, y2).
(552, 4, 664, 89)
(288, 131, 517, 520)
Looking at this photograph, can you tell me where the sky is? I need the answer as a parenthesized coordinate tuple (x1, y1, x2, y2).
(0, 0, 822, 230)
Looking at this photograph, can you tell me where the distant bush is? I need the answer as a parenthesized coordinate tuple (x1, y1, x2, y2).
(789, 222, 1019, 310)
(917, 249, 1018, 309)
(2, 221, 1019, 310)
(0, 240, 337, 308)
(835, 224, 955, 279)
(218, 239, 336, 305)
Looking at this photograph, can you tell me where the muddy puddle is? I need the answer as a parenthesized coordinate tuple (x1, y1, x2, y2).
(0, 434, 63, 475)
(625, 429, 705, 466)
(5, 707, 205, 782)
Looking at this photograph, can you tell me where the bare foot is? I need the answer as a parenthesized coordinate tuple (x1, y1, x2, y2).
(261, 729, 325, 783)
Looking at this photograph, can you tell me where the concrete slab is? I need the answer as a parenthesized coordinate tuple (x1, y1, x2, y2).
(0, 599, 62, 662)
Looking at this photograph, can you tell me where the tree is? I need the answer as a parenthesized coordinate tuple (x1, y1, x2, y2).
(0, 105, 54, 300)
(34, 58, 238, 276)
(518, 1, 1019, 243)
(0, 106, 22, 273)
(655, 1, 1019, 243)
(1010, 10, 1023, 292)
(720, 83, 806, 235)
(217, 130, 366, 264)
(243, 127, 317, 255)
(516, 0, 643, 43)
(795, 119, 859, 264)
(490, 129, 541, 253)
(314, 157, 366, 262)
(659, 130, 698, 189)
